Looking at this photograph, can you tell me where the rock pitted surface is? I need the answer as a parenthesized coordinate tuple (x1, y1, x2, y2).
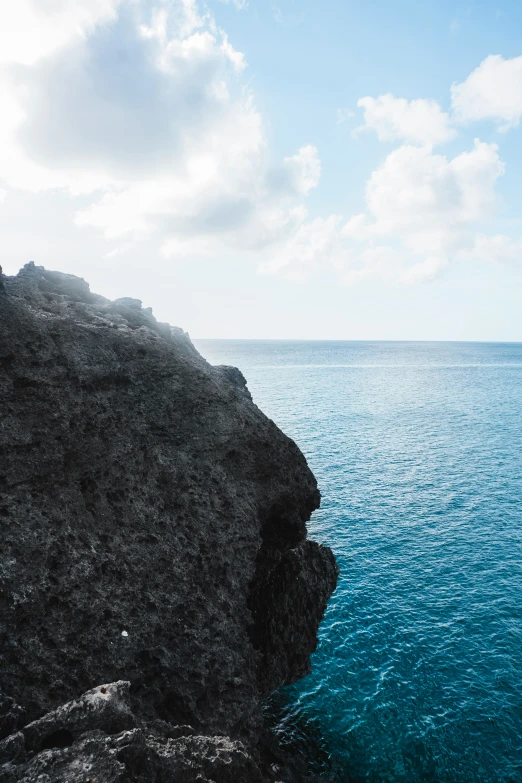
(0, 681, 262, 782)
(0, 263, 338, 781)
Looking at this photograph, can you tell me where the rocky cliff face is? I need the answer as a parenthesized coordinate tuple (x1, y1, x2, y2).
(0, 264, 338, 781)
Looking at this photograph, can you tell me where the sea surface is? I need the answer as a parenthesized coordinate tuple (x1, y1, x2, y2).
(194, 340, 522, 783)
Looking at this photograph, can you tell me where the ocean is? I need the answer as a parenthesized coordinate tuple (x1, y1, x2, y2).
(194, 340, 522, 783)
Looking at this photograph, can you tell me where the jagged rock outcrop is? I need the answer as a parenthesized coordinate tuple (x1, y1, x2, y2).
(0, 263, 338, 781)
(0, 681, 262, 782)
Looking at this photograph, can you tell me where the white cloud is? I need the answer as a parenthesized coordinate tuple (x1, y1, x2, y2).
(218, 0, 248, 8)
(451, 54, 522, 130)
(0, 0, 321, 258)
(458, 234, 522, 264)
(2, 2, 518, 292)
(337, 108, 354, 124)
(339, 245, 437, 286)
(0, 0, 122, 66)
(259, 215, 343, 280)
(285, 145, 321, 195)
(3, 3, 249, 190)
(232, 204, 309, 253)
(357, 93, 456, 146)
(74, 94, 266, 239)
(340, 140, 506, 282)
(265, 145, 321, 198)
(362, 140, 503, 237)
(256, 138, 512, 285)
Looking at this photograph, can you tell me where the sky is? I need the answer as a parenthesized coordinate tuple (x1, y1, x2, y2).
(1, 0, 522, 340)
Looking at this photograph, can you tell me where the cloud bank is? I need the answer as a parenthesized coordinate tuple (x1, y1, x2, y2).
(0, 0, 321, 261)
(0, 4, 521, 286)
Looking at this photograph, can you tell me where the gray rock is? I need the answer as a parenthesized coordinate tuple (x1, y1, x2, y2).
(21, 681, 135, 752)
(0, 264, 338, 780)
(0, 732, 24, 764)
(1, 685, 262, 782)
(112, 297, 143, 310)
(2, 729, 263, 783)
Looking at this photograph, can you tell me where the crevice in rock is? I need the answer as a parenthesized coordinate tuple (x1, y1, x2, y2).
(40, 729, 74, 750)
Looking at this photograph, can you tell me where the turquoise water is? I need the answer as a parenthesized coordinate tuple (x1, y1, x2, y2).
(195, 341, 522, 783)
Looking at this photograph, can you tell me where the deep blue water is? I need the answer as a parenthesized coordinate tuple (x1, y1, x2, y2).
(195, 341, 522, 783)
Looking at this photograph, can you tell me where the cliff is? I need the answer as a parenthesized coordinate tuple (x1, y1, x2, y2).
(0, 263, 338, 781)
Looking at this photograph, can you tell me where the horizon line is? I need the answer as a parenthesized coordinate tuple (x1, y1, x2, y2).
(192, 338, 522, 344)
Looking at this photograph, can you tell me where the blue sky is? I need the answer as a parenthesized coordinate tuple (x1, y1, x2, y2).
(1, 0, 522, 339)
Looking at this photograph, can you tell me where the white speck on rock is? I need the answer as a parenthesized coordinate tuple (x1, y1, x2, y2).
(121, 630, 128, 637)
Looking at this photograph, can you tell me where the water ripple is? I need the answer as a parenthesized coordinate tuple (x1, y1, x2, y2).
(196, 340, 522, 783)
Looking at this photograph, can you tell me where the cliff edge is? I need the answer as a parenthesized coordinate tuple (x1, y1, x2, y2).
(0, 263, 338, 781)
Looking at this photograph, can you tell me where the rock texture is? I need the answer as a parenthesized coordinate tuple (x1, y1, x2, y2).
(0, 263, 338, 781)
(0, 681, 262, 782)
